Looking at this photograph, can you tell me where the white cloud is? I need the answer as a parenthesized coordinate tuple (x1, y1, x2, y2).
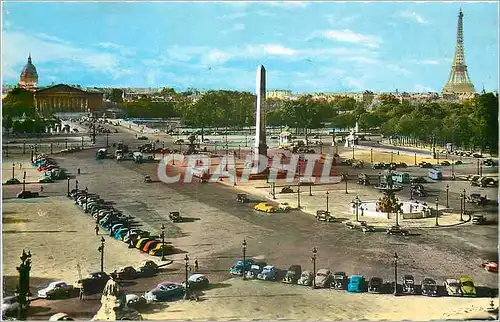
(259, 44, 296, 56)
(255, 10, 276, 17)
(217, 12, 246, 20)
(386, 64, 411, 76)
(342, 56, 379, 64)
(233, 23, 245, 31)
(313, 29, 382, 48)
(97, 42, 135, 56)
(420, 59, 440, 65)
(267, 1, 310, 8)
(325, 14, 358, 26)
(2, 30, 133, 83)
(397, 11, 428, 24)
(413, 84, 435, 92)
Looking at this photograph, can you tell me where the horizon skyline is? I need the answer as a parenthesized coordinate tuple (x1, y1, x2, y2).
(2, 1, 499, 93)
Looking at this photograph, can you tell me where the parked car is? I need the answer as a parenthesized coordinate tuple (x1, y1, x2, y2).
(48, 313, 74, 321)
(386, 225, 410, 236)
(411, 176, 427, 184)
(1, 296, 20, 318)
(440, 161, 451, 166)
(116, 266, 138, 280)
(257, 265, 278, 281)
(472, 214, 487, 225)
(230, 259, 255, 276)
(316, 210, 335, 222)
(236, 193, 250, 203)
(184, 273, 210, 290)
(278, 202, 292, 211)
(372, 162, 386, 169)
(282, 265, 302, 284)
(144, 282, 184, 302)
(77, 272, 110, 295)
(480, 261, 498, 273)
(459, 276, 476, 297)
(421, 277, 438, 297)
(169, 211, 183, 222)
(125, 294, 147, 310)
(247, 262, 267, 279)
(297, 270, 314, 286)
(254, 202, 276, 213)
(4, 178, 21, 185)
(402, 275, 416, 294)
(330, 272, 348, 290)
(39, 177, 55, 183)
(314, 269, 331, 288)
(444, 278, 461, 296)
(17, 190, 39, 199)
(136, 238, 156, 250)
(419, 162, 433, 168)
(368, 277, 384, 294)
(38, 280, 73, 299)
(149, 243, 174, 256)
(348, 275, 366, 293)
(142, 240, 161, 253)
(280, 186, 294, 193)
(136, 260, 160, 277)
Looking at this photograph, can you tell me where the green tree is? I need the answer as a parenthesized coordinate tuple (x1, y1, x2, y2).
(109, 88, 124, 103)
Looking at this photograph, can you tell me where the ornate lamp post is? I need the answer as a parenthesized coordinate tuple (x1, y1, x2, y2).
(378, 172, 382, 186)
(410, 185, 413, 200)
(459, 194, 464, 221)
(22, 171, 26, 193)
(451, 161, 455, 179)
(67, 178, 70, 197)
(311, 247, 317, 289)
(446, 184, 449, 208)
(326, 191, 329, 212)
(106, 132, 109, 147)
(344, 173, 348, 194)
(297, 183, 301, 209)
(393, 252, 398, 296)
(161, 224, 166, 261)
(184, 254, 190, 299)
(98, 237, 105, 272)
(352, 145, 355, 160)
(435, 198, 439, 226)
(476, 158, 480, 175)
(85, 187, 89, 213)
(242, 240, 247, 280)
(351, 196, 361, 222)
(463, 189, 467, 216)
(17, 249, 32, 320)
(75, 179, 79, 191)
(12, 163, 15, 180)
(370, 148, 373, 163)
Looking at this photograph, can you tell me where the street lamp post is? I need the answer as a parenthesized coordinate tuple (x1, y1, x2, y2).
(98, 237, 105, 272)
(67, 178, 70, 197)
(311, 247, 317, 289)
(85, 187, 89, 213)
(22, 171, 26, 193)
(271, 181, 276, 199)
(106, 133, 109, 147)
(12, 163, 15, 180)
(370, 148, 373, 163)
(390, 151, 394, 163)
(352, 145, 355, 160)
(23, 140, 26, 154)
(344, 173, 348, 194)
(242, 240, 247, 280)
(414, 152, 417, 166)
(476, 158, 480, 175)
(451, 161, 455, 180)
(161, 224, 166, 261)
(410, 186, 413, 200)
(435, 198, 439, 226)
(378, 172, 381, 186)
(459, 194, 464, 221)
(309, 184, 312, 196)
(326, 191, 329, 212)
(184, 254, 190, 299)
(75, 179, 79, 191)
(297, 183, 301, 208)
(446, 184, 449, 208)
(463, 189, 466, 216)
(393, 253, 398, 295)
(65, 137, 68, 150)
(352, 196, 361, 222)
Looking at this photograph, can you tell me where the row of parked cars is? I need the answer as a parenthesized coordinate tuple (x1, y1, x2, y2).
(68, 189, 173, 257)
(230, 260, 480, 297)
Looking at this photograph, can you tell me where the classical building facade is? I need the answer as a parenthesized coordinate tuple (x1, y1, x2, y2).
(34, 84, 104, 115)
(19, 54, 38, 91)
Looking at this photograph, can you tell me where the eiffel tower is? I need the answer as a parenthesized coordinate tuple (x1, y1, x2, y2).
(443, 9, 475, 94)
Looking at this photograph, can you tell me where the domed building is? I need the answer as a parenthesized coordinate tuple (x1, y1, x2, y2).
(19, 53, 38, 91)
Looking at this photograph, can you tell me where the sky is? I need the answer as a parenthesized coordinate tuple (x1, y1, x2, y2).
(1, 1, 498, 93)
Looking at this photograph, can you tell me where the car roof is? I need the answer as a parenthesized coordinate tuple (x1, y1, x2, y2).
(49, 280, 67, 285)
(263, 265, 275, 269)
(423, 277, 436, 284)
(350, 275, 364, 279)
(317, 269, 330, 273)
(189, 274, 206, 281)
(459, 276, 473, 282)
(446, 278, 460, 283)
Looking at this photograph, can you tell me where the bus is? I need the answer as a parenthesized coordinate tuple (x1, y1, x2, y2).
(428, 168, 443, 180)
(392, 172, 411, 184)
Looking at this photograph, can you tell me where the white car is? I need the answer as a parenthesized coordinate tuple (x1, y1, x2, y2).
(444, 278, 461, 296)
(38, 281, 73, 299)
(278, 202, 292, 211)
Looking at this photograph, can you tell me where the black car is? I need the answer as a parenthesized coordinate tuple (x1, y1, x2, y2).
(368, 277, 383, 293)
(236, 193, 250, 203)
(472, 215, 487, 225)
(421, 277, 438, 296)
(386, 225, 410, 236)
(372, 162, 386, 169)
(330, 272, 348, 290)
(169, 211, 183, 222)
(77, 272, 110, 294)
(5, 178, 21, 185)
(282, 265, 302, 284)
(17, 191, 39, 199)
(402, 275, 417, 294)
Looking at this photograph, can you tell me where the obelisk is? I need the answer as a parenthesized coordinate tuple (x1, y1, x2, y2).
(254, 65, 267, 158)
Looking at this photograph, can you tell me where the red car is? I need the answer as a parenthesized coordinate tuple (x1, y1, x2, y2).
(480, 261, 498, 273)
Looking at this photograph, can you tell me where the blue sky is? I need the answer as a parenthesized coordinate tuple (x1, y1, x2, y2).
(2, 1, 498, 92)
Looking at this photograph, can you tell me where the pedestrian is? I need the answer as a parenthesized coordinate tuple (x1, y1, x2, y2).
(40, 185, 44, 193)
(19, 163, 22, 169)
(195, 259, 199, 272)
(77, 168, 81, 175)
(79, 287, 85, 300)
(94, 224, 99, 236)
